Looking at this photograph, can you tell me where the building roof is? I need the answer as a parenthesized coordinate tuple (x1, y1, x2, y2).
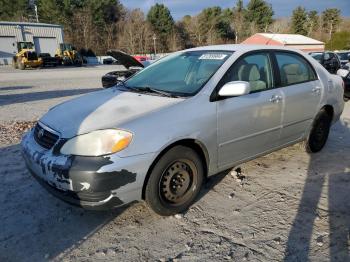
(186, 44, 307, 54)
(258, 33, 324, 45)
(0, 21, 62, 28)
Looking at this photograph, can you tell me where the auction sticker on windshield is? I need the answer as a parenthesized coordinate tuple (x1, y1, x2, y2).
(199, 53, 228, 60)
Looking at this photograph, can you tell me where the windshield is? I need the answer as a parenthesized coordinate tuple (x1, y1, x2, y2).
(310, 53, 323, 62)
(125, 50, 232, 96)
(18, 42, 34, 51)
(337, 52, 350, 60)
(61, 43, 73, 51)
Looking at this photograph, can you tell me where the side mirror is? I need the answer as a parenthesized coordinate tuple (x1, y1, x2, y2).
(218, 81, 251, 97)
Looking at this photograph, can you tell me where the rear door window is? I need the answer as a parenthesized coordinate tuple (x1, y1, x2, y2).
(275, 52, 317, 86)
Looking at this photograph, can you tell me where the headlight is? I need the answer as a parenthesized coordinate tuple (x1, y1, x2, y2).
(60, 129, 132, 156)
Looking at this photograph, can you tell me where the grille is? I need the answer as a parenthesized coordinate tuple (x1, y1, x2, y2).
(33, 123, 59, 149)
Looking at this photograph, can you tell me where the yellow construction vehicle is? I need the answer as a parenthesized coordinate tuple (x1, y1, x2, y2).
(12, 42, 42, 70)
(55, 43, 83, 66)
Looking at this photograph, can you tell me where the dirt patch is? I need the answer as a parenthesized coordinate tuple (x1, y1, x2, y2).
(0, 121, 36, 146)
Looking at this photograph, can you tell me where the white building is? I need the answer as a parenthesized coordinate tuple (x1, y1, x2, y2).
(242, 33, 325, 52)
(0, 21, 64, 65)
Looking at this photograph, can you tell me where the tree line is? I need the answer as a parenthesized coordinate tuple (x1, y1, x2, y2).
(0, 0, 349, 55)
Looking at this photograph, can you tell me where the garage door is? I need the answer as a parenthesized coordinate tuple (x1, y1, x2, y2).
(34, 37, 57, 56)
(0, 36, 17, 58)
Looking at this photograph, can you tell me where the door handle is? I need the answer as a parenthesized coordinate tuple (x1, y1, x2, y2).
(270, 95, 282, 103)
(312, 86, 322, 94)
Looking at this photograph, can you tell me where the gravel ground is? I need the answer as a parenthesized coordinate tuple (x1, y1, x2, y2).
(0, 66, 350, 262)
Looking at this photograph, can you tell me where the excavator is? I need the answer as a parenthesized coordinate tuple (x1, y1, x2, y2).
(55, 43, 83, 66)
(12, 42, 42, 70)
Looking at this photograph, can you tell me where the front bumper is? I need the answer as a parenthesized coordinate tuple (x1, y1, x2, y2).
(21, 129, 155, 210)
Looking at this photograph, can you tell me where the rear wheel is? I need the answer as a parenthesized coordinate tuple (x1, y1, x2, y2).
(305, 109, 332, 153)
(145, 146, 204, 216)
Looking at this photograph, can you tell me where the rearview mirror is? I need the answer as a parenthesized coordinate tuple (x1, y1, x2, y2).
(218, 81, 251, 97)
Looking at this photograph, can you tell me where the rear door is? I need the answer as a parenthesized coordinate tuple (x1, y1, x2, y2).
(273, 51, 322, 145)
(216, 51, 283, 168)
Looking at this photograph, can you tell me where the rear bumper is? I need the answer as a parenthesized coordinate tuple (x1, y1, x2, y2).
(21, 129, 156, 210)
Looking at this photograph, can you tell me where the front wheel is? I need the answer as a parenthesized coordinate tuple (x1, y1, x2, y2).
(305, 109, 332, 153)
(12, 57, 18, 69)
(145, 146, 204, 216)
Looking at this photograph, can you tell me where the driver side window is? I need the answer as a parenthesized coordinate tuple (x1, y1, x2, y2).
(221, 52, 274, 93)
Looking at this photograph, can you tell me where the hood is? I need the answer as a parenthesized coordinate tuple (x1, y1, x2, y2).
(107, 50, 144, 69)
(40, 88, 183, 138)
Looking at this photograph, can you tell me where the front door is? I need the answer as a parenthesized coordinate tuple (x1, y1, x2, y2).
(216, 52, 283, 168)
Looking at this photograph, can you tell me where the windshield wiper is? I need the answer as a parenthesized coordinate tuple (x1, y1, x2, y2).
(114, 79, 128, 90)
(131, 86, 180, 98)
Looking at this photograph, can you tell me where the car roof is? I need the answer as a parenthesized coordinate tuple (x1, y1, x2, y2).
(184, 44, 308, 54)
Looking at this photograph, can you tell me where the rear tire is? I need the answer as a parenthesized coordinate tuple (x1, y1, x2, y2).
(305, 109, 332, 153)
(145, 146, 204, 216)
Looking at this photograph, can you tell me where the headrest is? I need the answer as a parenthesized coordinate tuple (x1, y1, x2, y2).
(238, 64, 260, 81)
(282, 64, 301, 75)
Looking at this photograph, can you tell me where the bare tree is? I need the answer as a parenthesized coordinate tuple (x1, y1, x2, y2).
(118, 9, 154, 54)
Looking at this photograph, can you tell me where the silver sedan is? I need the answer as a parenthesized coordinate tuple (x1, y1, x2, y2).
(21, 45, 344, 215)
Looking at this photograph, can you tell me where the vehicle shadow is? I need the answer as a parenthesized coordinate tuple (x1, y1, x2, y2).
(0, 85, 33, 91)
(284, 119, 350, 261)
(0, 143, 126, 262)
(0, 88, 100, 106)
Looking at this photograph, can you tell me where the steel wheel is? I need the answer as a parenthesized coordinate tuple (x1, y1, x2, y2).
(159, 159, 197, 206)
(145, 145, 204, 216)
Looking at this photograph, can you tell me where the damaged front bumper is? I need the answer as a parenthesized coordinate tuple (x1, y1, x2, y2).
(21, 129, 155, 210)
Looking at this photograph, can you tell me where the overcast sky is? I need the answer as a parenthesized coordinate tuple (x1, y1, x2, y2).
(119, 0, 350, 20)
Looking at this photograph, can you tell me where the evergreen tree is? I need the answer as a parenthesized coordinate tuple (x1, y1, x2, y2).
(147, 3, 175, 52)
(291, 6, 308, 35)
(322, 8, 341, 38)
(0, 0, 30, 21)
(307, 10, 319, 36)
(245, 0, 274, 32)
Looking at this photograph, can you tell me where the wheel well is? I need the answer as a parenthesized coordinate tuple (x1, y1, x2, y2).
(322, 105, 334, 120)
(141, 139, 209, 200)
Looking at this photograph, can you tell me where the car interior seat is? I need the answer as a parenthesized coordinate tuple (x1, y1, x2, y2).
(281, 63, 307, 85)
(238, 64, 266, 92)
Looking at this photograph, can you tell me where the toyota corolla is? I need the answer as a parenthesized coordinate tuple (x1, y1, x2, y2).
(22, 45, 344, 216)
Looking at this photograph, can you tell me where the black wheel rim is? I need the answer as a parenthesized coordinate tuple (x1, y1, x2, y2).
(159, 159, 198, 206)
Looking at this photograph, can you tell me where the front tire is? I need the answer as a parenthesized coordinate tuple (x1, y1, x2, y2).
(12, 57, 18, 69)
(305, 109, 332, 153)
(18, 58, 25, 70)
(145, 146, 204, 216)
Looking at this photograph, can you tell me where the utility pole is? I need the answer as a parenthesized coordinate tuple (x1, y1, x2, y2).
(152, 34, 157, 56)
(34, 4, 39, 23)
